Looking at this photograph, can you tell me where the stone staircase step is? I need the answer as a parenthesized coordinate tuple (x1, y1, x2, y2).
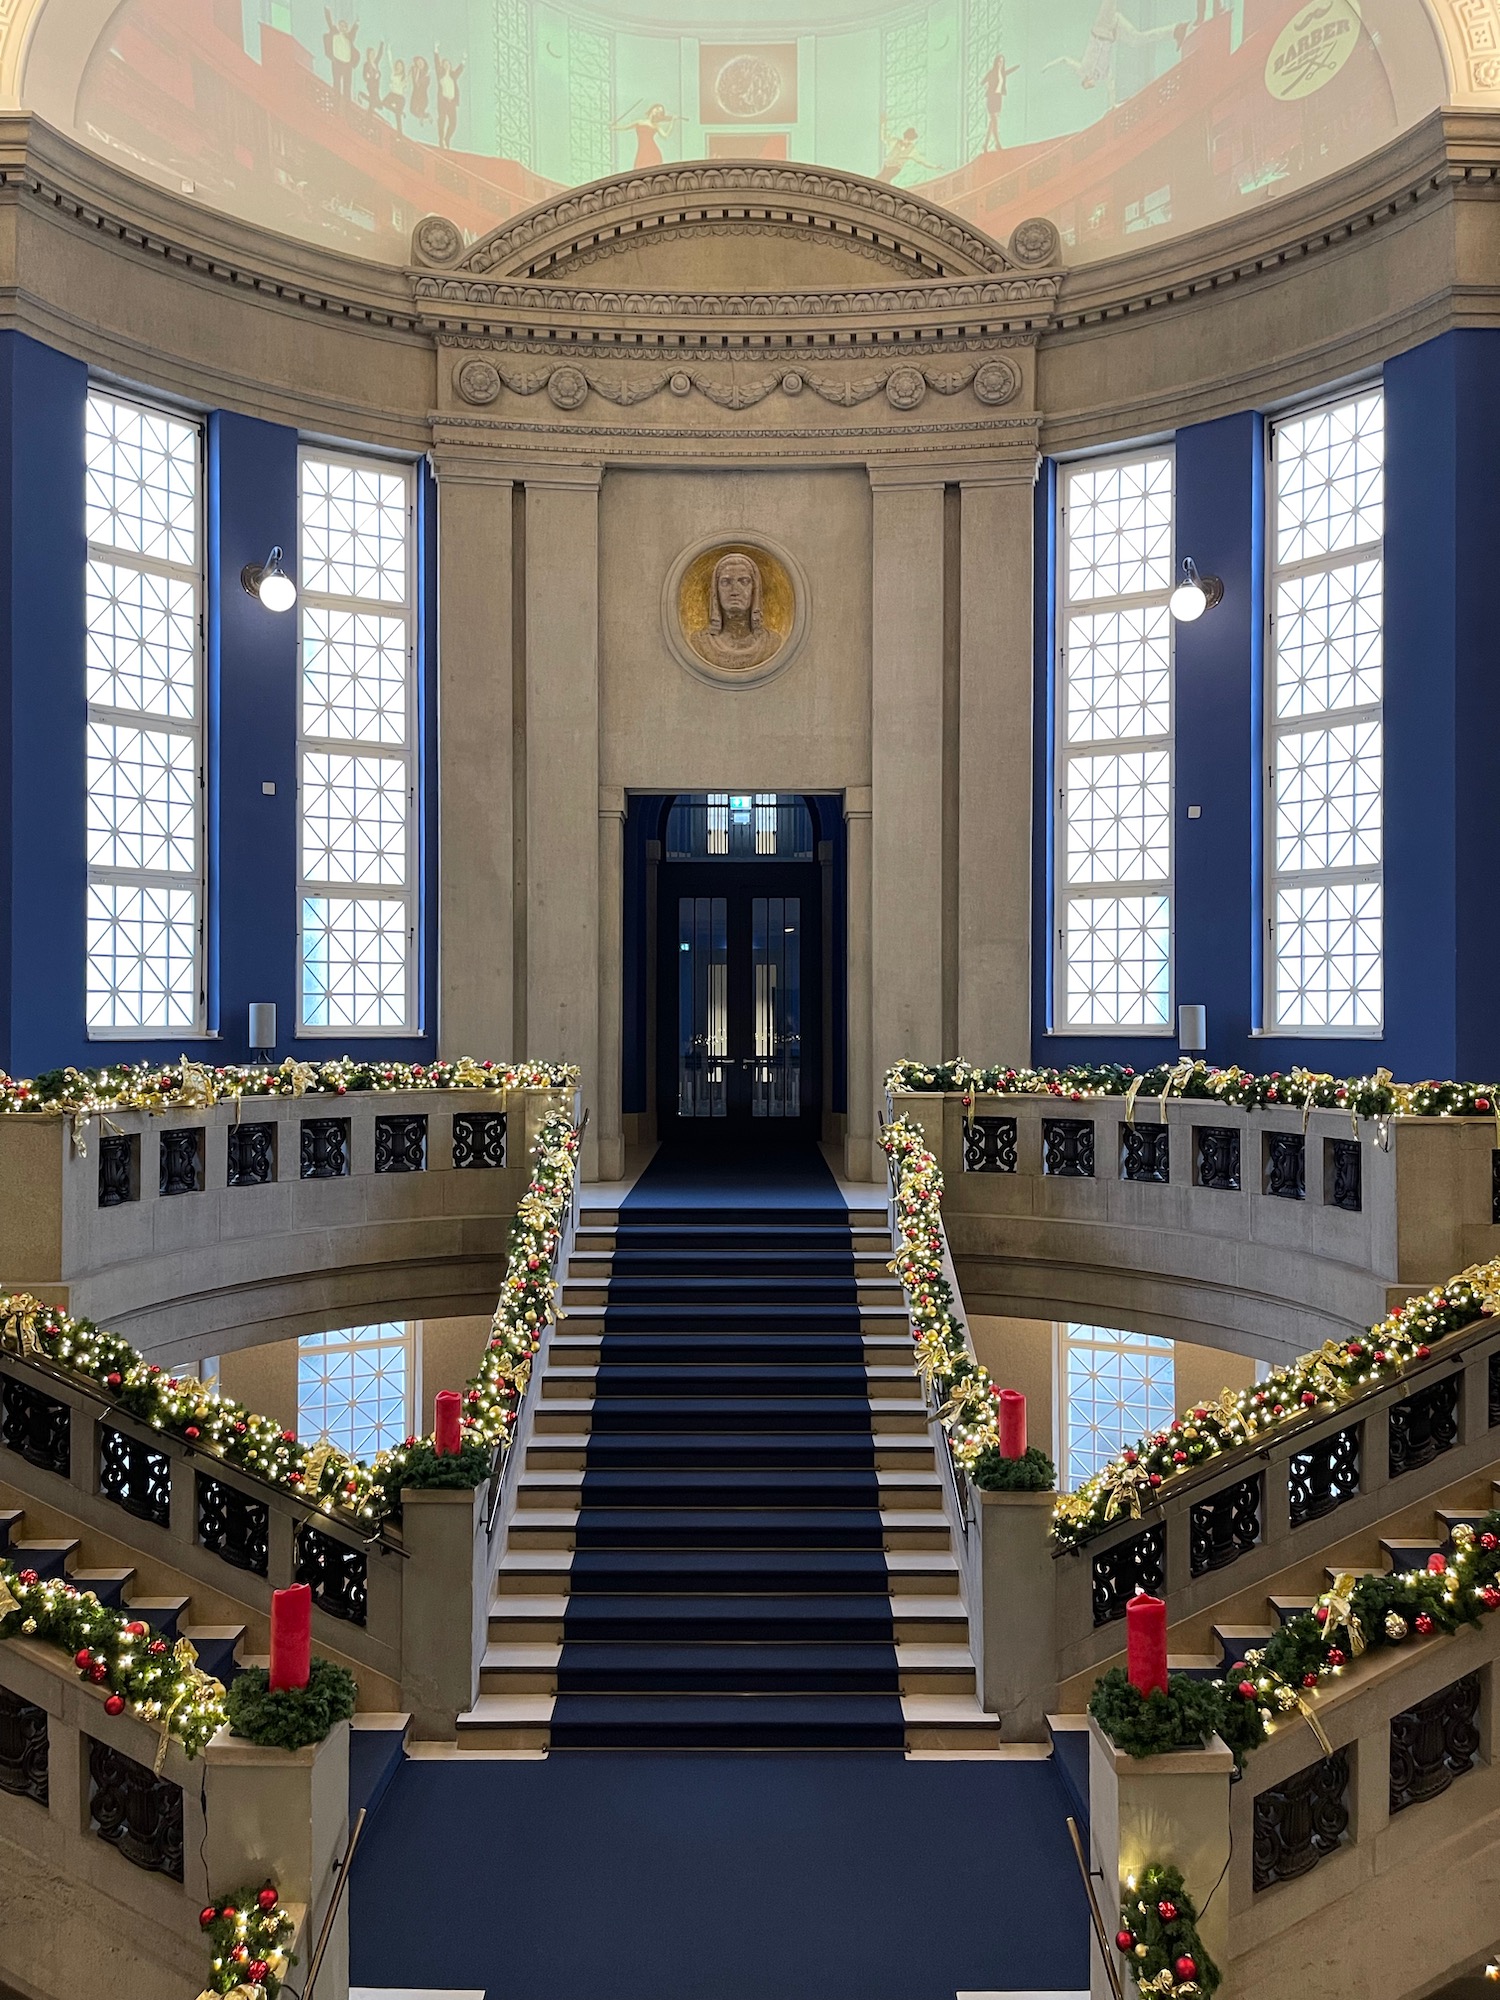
(899, 1695, 1002, 1749)
(8, 1539, 80, 1579)
(0, 1508, 24, 1554)
(69, 1569, 138, 1610)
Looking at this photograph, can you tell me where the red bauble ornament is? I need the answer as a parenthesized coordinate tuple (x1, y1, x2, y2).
(257, 1886, 279, 1912)
(104, 1694, 125, 1716)
(1415, 1613, 1435, 1635)
(1326, 1646, 1346, 1668)
(125, 1620, 147, 1636)
(1302, 1671, 1319, 1688)
(105, 1372, 121, 1388)
(1115, 1931, 1134, 1951)
(1238, 1680, 1256, 1699)
(248, 1962, 269, 1984)
(1427, 1553, 1447, 1574)
(221, 1905, 238, 1920)
(1157, 1898, 1178, 1921)
(200, 1907, 218, 1930)
(184, 1425, 200, 1440)
(89, 1662, 109, 1684)
(74, 1648, 92, 1669)
(1175, 1955, 1198, 1981)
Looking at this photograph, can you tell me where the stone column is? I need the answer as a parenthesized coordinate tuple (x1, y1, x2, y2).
(869, 471, 946, 1114)
(844, 787, 874, 1181)
(597, 785, 626, 1180)
(959, 471, 1035, 1061)
(433, 458, 514, 1059)
(524, 468, 602, 1173)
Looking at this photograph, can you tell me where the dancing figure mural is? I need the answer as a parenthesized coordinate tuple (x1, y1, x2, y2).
(876, 116, 938, 183)
(982, 51, 1021, 150)
(323, 12, 359, 102)
(435, 50, 466, 149)
(1045, 0, 1181, 106)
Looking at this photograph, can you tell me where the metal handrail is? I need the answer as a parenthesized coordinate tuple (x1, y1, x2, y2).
(1067, 1815, 1124, 2000)
(302, 1805, 367, 2000)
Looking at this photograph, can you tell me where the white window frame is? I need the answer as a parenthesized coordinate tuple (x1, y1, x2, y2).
(1264, 386, 1384, 1038)
(1055, 1321, 1175, 1491)
(1053, 447, 1176, 1035)
(296, 448, 419, 1036)
(85, 388, 207, 1039)
(297, 1320, 418, 1460)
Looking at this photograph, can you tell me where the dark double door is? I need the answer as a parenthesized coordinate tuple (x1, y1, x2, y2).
(656, 860, 822, 1139)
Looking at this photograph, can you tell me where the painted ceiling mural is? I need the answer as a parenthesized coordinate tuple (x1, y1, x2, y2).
(23, 0, 1449, 263)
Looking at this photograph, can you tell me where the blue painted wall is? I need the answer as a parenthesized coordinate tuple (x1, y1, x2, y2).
(1032, 328, 1500, 1081)
(0, 333, 436, 1076)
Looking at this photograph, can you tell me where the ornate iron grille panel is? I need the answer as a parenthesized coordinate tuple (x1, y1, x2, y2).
(0, 1683, 48, 1804)
(452, 1111, 506, 1169)
(88, 1738, 183, 1878)
(1327, 1137, 1362, 1212)
(1120, 1122, 1170, 1183)
(1387, 1373, 1461, 1479)
(375, 1114, 427, 1173)
(1090, 1525, 1165, 1627)
(1189, 1474, 1262, 1576)
(963, 1116, 1017, 1173)
(98, 1426, 171, 1527)
(295, 1524, 368, 1624)
(1195, 1126, 1241, 1190)
(1043, 1118, 1095, 1178)
(98, 1134, 138, 1207)
(0, 1374, 70, 1475)
(1252, 1749, 1350, 1891)
(158, 1127, 204, 1196)
(1390, 1671, 1481, 1814)
(196, 1474, 269, 1576)
(227, 1121, 276, 1187)
(1288, 1424, 1360, 1526)
(300, 1118, 350, 1179)
(1263, 1131, 1305, 1200)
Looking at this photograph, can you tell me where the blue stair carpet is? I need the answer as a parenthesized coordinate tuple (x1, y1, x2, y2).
(551, 1140, 903, 1749)
(348, 1750, 1092, 2000)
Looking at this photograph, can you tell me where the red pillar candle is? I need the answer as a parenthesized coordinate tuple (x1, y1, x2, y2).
(998, 1389, 1027, 1459)
(1126, 1592, 1169, 1697)
(268, 1583, 312, 1693)
(434, 1389, 463, 1456)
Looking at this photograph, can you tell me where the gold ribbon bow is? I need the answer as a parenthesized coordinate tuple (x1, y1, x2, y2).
(0, 1572, 20, 1617)
(450, 1055, 491, 1088)
(177, 1055, 218, 1108)
(1122, 1072, 1146, 1128)
(1157, 1057, 1195, 1118)
(1101, 1459, 1153, 1523)
(1294, 1686, 1334, 1757)
(302, 1439, 357, 1495)
(154, 1639, 224, 1773)
(278, 1057, 316, 1097)
(195, 1985, 264, 2000)
(0, 1294, 48, 1361)
(1320, 1572, 1366, 1658)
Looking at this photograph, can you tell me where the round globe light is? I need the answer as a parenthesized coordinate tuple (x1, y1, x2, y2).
(1168, 557, 1223, 623)
(257, 568, 297, 614)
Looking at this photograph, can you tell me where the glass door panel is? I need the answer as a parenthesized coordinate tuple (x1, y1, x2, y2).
(751, 895, 801, 1119)
(677, 896, 727, 1119)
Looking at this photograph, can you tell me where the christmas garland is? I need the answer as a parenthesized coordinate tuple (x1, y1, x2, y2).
(1116, 1864, 1221, 1999)
(882, 1119, 1055, 1492)
(0, 1559, 227, 1757)
(0, 1107, 582, 1532)
(1052, 1261, 1500, 1551)
(0, 1053, 578, 1122)
(223, 1656, 357, 1752)
(198, 1884, 296, 2000)
(885, 1056, 1500, 1123)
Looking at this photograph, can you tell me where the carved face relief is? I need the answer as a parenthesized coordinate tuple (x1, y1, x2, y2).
(667, 538, 804, 688)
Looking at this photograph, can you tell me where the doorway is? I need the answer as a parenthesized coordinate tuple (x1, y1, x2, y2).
(653, 794, 824, 1141)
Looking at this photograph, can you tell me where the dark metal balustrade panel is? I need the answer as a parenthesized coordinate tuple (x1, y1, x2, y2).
(227, 1121, 276, 1188)
(1189, 1472, 1262, 1577)
(1043, 1118, 1095, 1179)
(88, 1738, 184, 1879)
(98, 1426, 172, 1527)
(196, 1474, 270, 1576)
(0, 1374, 71, 1476)
(98, 1133, 138, 1208)
(375, 1113, 428, 1173)
(963, 1115, 1017, 1174)
(158, 1127, 204, 1197)
(300, 1117, 351, 1180)
(1194, 1125, 1241, 1191)
(1120, 1122, 1170, 1184)
(452, 1111, 507, 1169)
(295, 1523, 368, 1625)
(0, 1684, 49, 1805)
(1288, 1424, 1361, 1527)
(1263, 1131, 1305, 1201)
(1327, 1137, 1362, 1213)
(1090, 1525, 1166, 1628)
(1252, 1749, 1350, 1892)
(1387, 1373, 1461, 1480)
(1389, 1671, 1482, 1814)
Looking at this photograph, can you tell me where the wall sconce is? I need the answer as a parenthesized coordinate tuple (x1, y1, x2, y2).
(1168, 558, 1224, 623)
(240, 546, 297, 613)
(1177, 1004, 1207, 1055)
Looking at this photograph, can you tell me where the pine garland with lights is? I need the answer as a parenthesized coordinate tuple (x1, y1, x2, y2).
(0, 1107, 582, 1533)
(0, 1053, 578, 1121)
(1088, 1668, 1225, 1758)
(1116, 1863, 1221, 1999)
(0, 1559, 227, 1755)
(223, 1656, 357, 1752)
(198, 1882, 296, 2000)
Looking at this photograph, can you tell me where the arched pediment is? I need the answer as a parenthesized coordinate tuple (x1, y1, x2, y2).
(411, 163, 1052, 290)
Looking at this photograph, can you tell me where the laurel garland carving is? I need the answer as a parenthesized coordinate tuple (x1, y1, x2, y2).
(540, 221, 923, 281)
(451, 354, 1026, 412)
(415, 274, 1055, 318)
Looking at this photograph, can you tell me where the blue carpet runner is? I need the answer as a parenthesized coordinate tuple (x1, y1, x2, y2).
(549, 1140, 907, 1749)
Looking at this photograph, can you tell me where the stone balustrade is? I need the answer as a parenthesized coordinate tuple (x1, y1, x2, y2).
(0, 1630, 348, 2000)
(889, 1090, 1500, 1361)
(0, 1086, 578, 1364)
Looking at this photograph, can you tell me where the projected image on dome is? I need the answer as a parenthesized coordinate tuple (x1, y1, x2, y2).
(36, 0, 1446, 263)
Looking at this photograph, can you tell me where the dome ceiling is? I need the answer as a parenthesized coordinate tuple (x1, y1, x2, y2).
(18, 0, 1449, 265)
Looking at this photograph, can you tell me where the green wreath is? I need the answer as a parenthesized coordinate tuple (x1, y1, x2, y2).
(223, 1655, 357, 1751)
(1116, 1862, 1220, 1997)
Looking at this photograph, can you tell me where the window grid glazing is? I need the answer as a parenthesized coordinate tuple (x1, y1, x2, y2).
(1060, 1323, 1175, 1489)
(1267, 390, 1385, 1034)
(298, 453, 418, 1033)
(297, 1322, 413, 1461)
(84, 393, 205, 1035)
(1055, 452, 1174, 1032)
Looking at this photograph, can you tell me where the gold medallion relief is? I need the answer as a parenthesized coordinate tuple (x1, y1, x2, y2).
(677, 543, 796, 677)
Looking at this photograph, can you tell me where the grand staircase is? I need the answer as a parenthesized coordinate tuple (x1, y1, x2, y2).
(460, 1141, 999, 1749)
